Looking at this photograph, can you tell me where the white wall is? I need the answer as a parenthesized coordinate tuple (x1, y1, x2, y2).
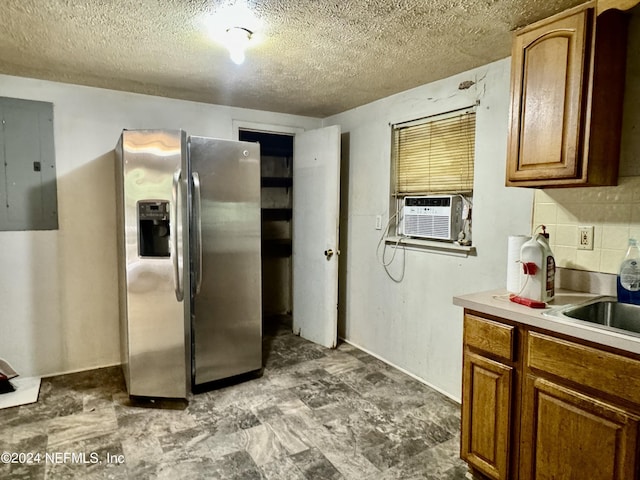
(0, 74, 321, 377)
(325, 58, 534, 400)
(0, 61, 536, 399)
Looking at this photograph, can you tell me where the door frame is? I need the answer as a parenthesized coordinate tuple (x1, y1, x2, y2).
(235, 121, 304, 320)
(232, 120, 304, 140)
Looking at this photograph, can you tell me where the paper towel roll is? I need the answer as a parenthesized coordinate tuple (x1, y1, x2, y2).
(507, 235, 530, 293)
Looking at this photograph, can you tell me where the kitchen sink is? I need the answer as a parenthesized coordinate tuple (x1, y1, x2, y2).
(546, 297, 640, 337)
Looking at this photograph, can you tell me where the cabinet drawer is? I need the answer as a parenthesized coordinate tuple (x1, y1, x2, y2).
(464, 314, 515, 361)
(527, 332, 640, 405)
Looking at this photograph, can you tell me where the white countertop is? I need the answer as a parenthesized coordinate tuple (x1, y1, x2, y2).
(453, 289, 640, 356)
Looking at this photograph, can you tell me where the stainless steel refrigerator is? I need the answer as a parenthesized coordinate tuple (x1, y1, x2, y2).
(114, 129, 262, 399)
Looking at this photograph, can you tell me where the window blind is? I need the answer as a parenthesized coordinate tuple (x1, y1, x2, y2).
(393, 109, 476, 195)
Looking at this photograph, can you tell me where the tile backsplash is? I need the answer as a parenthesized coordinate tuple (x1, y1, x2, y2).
(533, 176, 640, 274)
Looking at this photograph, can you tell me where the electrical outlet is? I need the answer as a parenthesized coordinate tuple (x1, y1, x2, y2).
(375, 215, 382, 230)
(578, 225, 594, 250)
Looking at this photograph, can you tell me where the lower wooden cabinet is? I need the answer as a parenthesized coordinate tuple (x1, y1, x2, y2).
(461, 351, 512, 480)
(461, 313, 516, 480)
(461, 310, 640, 480)
(520, 375, 640, 480)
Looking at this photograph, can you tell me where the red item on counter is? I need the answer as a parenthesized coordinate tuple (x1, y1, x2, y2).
(509, 294, 546, 309)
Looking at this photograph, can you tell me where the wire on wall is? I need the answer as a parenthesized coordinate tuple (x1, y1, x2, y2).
(376, 206, 406, 282)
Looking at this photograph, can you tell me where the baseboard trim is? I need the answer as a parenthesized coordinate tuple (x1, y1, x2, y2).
(41, 362, 121, 379)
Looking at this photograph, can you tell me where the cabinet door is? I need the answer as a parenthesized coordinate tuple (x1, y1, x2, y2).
(520, 375, 640, 480)
(506, 7, 592, 185)
(598, 0, 640, 14)
(461, 350, 513, 480)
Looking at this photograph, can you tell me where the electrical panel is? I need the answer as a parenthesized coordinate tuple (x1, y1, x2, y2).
(0, 97, 57, 231)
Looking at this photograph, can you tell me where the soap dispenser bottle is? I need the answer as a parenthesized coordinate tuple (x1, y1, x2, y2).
(618, 239, 640, 305)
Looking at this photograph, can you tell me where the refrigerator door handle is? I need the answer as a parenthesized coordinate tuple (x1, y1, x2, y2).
(172, 168, 184, 301)
(192, 172, 203, 295)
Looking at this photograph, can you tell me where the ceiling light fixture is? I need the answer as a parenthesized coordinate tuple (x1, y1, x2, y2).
(225, 26, 253, 65)
(203, 2, 264, 66)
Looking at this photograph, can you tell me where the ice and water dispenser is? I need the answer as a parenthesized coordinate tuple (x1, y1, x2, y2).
(138, 201, 170, 257)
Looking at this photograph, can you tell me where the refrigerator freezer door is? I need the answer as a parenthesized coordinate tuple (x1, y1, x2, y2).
(115, 130, 190, 399)
(189, 136, 262, 386)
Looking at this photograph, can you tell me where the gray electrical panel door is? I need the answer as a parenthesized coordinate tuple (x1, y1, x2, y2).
(0, 97, 58, 231)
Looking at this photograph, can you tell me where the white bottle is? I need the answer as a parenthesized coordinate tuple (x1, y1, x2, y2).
(537, 232, 555, 301)
(518, 232, 555, 303)
(519, 235, 544, 302)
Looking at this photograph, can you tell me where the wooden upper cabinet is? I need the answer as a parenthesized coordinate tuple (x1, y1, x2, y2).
(506, 2, 629, 187)
(598, 0, 640, 14)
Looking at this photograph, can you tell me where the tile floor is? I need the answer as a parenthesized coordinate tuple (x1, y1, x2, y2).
(0, 317, 468, 479)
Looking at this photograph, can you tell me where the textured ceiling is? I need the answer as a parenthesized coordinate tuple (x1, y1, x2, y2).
(0, 0, 586, 117)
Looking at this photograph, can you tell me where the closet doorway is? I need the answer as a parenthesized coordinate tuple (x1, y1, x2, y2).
(239, 130, 294, 334)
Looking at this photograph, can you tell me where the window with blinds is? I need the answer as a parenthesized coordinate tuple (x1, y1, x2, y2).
(392, 107, 476, 195)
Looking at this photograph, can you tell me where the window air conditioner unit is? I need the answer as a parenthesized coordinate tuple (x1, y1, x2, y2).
(402, 195, 464, 241)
